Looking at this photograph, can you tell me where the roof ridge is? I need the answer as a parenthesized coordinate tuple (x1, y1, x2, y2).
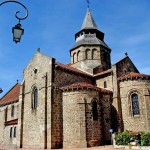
(118, 71, 150, 81)
(61, 83, 112, 93)
(55, 62, 93, 77)
(94, 68, 112, 77)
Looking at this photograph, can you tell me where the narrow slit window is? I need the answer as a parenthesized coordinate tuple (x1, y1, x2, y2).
(4, 107, 8, 121)
(92, 101, 98, 121)
(10, 127, 13, 138)
(104, 81, 107, 88)
(11, 105, 15, 117)
(14, 127, 16, 137)
(32, 87, 38, 109)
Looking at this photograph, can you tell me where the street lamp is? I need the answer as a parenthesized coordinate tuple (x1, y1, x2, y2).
(0, 0, 28, 43)
(0, 88, 3, 94)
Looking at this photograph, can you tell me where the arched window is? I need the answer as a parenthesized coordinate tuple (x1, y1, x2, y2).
(131, 93, 140, 116)
(92, 101, 98, 121)
(32, 87, 38, 109)
(85, 49, 90, 59)
(11, 105, 14, 117)
(92, 49, 97, 59)
(77, 50, 81, 61)
(4, 107, 8, 121)
(73, 52, 77, 63)
(14, 127, 16, 137)
(104, 81, 107, 88)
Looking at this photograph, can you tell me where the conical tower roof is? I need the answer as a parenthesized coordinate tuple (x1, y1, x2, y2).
(81, 9, 98, 30)
(71, 8, 110, 50)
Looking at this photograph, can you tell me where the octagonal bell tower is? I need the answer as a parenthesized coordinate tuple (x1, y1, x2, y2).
(70, 9, 111, 74)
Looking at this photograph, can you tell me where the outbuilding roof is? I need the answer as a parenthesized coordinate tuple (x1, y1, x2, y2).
(118, 72, 150, 81)
(61, 83, 112, 94)
(0, 83, 20, 106)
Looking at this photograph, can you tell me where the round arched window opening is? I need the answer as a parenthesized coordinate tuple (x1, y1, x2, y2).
(104, 81, 107, 88)
(34, 69, 37, 74)
(131, 93, 140, 116)
(32, 87, 38, 109)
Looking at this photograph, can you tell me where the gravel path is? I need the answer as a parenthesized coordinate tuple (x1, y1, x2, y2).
(0, 145, 125, 150)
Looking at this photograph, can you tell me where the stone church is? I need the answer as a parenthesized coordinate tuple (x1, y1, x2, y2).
(0, 9, 150, 149)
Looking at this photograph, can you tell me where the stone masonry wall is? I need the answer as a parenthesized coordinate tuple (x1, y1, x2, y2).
(0, 102, 19, 147)
(71, 46, 101, 74)
(3, 125, 18, 148)
(100, 48, 111, 71)
(54, 68, 93, 87)
(70, 45, 111, 74)
(116, 57, 139, 78)
(119, 79, 150, 131)
(18, 52, 53, 149)
(6, 103, 19, 122)
(62, 89, 104, 148)
(51, 88, 63, 149)
(100, 93, 113, 144)
(0, 106, 4, 144)
(95, 73, 113, 91)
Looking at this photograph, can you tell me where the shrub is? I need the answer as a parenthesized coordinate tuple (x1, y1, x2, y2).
(115, 131, 150, 146)
(115, 131, 136, 145)
(141, 132, 150, 146)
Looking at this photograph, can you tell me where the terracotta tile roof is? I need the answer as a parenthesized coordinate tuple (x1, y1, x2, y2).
(55, 62, 93, 77)
(94, 69, 112, 77)
(61, 83, 112, 94)
(0, 83, 20, 106)
(5, 119, 18, 126)
(118, 72, 150, 81)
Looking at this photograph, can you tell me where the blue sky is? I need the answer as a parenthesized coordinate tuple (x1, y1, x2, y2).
(0, 0, 150, 97)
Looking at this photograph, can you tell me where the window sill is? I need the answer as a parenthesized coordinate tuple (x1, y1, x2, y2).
(133, 115, 140, 118)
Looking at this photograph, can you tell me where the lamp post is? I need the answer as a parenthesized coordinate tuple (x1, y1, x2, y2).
(0, 0, 28, 43)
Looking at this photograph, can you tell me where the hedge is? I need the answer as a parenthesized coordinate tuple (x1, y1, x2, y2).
(115, 131, 150, 146)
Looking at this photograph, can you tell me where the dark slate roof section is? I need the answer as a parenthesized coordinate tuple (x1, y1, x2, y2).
(81, 9, 98, 30)
(118, 72, 150, 81)
(71, 34, 110, 50)
(113, 56, 128, 65)
(113, 55, 139, 73)
(55, 62, 93, 78)
(94, 69, 113, 77)
(0, 83, 20, 106)
(61, 83, 113, 94)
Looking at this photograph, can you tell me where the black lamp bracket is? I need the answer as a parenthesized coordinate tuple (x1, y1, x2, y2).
(0, 0, 28, 23)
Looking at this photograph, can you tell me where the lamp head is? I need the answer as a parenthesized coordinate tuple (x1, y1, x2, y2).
(12, 23, 24, 43)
